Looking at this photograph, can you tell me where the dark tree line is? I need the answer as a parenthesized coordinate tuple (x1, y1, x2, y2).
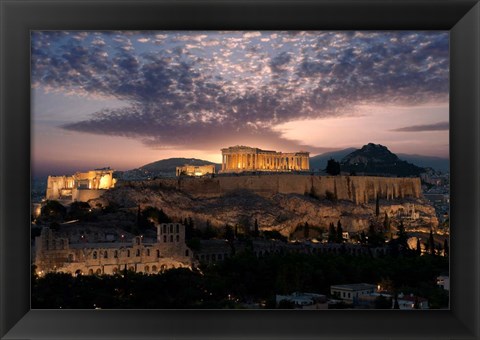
(32, 250, 449, 309)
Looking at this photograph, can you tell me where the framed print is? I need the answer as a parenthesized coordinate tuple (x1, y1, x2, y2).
(1, 0, 479, 339)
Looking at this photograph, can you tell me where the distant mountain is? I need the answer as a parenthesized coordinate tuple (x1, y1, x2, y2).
(309, 148, 357, 171)
(116, 158, 221, 180)
(397, 154, 449, 173)
(140, 158, 220, 173)
(340, 143, 425, 177)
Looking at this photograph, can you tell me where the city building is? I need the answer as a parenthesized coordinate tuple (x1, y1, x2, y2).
(34, 223, 193, 276)
(437, 275, 450, 291)
(330, 283, 376, 303)
(176, 164, 216, 177)
(220, 145, 309, 173)
(396, 293, 429, 309)
(46, 168, 117, 203)
(276, 292, 327, 309)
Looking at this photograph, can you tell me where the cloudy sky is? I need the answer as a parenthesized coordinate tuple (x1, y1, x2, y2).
(32, 31, 449, 177)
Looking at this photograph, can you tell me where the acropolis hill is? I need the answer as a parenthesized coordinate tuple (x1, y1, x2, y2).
(118, 174, 421, 204)
(44, 145, 437, 236)
(96, 173, 435, 235)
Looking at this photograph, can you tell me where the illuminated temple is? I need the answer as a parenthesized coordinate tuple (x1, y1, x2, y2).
(220, 146, 310, 173)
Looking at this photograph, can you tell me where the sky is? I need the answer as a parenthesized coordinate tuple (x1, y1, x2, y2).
(31, 31, 449, 177)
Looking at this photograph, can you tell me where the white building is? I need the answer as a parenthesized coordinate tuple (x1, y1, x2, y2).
(437, 275, 450, 291)
(396, 293, 429, 309)
(330, 283, 376, 303)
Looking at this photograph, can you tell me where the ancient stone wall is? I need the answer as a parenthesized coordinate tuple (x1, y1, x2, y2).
(119, 175, 422, 204)
(72, 188, 107, 202)
(34, 225, 193, 276)
(45, 169, 116, 202)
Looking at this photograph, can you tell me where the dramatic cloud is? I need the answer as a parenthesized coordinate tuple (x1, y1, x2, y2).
(391, 121, 449, 132)
(31, 31, 449, 150)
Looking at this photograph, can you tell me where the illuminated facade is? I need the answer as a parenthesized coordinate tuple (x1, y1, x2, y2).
(221, 146, 309, 173)
(46, 168, 117, 202)
(34, 223, 193, 276)
(176, 164, 216, 177)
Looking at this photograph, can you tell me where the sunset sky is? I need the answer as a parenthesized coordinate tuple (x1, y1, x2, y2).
(32, 31, 449, 177)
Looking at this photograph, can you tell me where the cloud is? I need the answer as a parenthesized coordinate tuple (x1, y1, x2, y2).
(391, 121, 449, 132)
(31, 31, 449, 151)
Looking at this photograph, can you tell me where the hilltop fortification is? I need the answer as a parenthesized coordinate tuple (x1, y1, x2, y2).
(119, 174, 421, 204)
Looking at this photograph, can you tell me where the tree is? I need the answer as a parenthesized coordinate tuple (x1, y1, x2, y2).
(360, 231, 367, 245)
(184, 216, 194, 240)
(238, 215, 252, 237)
(336, 220, 343, 243)
(40, 200, 67, 222)
(136, 206, 141, 226)
(253, 219, 260, 237)
(383, 211, 390, 232)
(374, 295, 392, 309)
(203, 220, 217, 239)
(328, 223, 336, 243)
(68, 201, 91, 220)
(428, 229, 436, 255)
(278, 299, 295, 309)
(396, 222, 408, 246)
(393, 293, 400, 309)
(367, 224, 383, 247)
(416, 238, 422, 256)
(443, 239, 449, 257)
(325, 158, 341, 176)
(224, 224, 234, 242)
(303, 222, 310, 240)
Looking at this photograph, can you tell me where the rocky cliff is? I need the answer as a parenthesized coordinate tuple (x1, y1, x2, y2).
(117, 174, 422, 204)
(93, 175, 436, 237)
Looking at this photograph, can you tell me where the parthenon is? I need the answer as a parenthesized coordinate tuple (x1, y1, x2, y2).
(220, 146, 309, 173)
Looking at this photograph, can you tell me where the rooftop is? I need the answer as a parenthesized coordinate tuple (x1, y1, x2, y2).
(330, 283, 376, 291)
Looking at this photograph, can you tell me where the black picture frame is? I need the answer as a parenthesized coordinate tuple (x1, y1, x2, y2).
(1, 0, 479, 339)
